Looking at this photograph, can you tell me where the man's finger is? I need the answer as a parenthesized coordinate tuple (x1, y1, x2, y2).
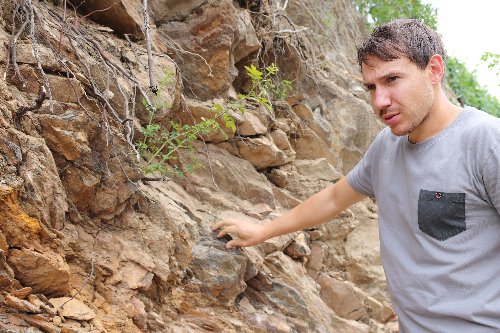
(212, 219, 236, 231)
(217, 227, 228, 238)
(226, 238, 243, 249)
(216, 225, 234, 238)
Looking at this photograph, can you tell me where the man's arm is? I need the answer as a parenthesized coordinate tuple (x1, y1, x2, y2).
(212, 177, 366, 249)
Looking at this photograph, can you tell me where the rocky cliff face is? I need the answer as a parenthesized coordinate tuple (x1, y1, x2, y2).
(0, 0, 397, 332)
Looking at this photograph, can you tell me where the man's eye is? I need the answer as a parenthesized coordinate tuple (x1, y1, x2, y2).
(388, 76, 399, 83)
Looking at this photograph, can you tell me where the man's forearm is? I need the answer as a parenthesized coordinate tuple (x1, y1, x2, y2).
(262, 177, 366, 240)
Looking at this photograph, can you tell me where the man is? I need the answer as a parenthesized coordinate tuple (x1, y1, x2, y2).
(213, 19, 500, 332)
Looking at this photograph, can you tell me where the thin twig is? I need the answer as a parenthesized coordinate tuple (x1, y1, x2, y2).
(184, 103, 220, 191)
(276, 0, 289, 11)
(59, 259, 95, 309)
(124, 34, 146, 70)
(296, 0, 334, 44)
(266, 27, 309, 34)
(159, 30, 213, 78)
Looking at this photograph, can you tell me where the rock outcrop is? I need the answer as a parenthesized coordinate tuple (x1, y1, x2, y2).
(0, 0, 396, 332)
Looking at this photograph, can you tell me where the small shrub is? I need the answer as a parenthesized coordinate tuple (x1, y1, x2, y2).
(213, 63, 293, 121)
(136, 69, 221, 177)
(136, 103, 220, 176)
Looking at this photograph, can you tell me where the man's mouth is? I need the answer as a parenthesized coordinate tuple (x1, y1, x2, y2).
(382, 113, 400, 125)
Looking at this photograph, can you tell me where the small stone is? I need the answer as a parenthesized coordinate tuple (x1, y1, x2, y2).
(62, 320, 82, 332)
(307, 229, 323, 241)
(190, 238, 247, 306)
(121, 261, 154, 290)
(7, 248, 71, 296)
(146, 311, 166, 331)
(28, 294, 45, 308)
(306, 242, 325, 272)
(284, 233, 311, 259)
(49, 297, 96, 321)
(318, 274, 366, 320)
(11, 287, 33, 299)
(0, 313, 44, 332)
(259, 314, 293, 333)
(246, 203, 273, 218)
(5, 294, 41, 313)
(16, 314, 61, 333)
(125, 296, 147, 329)
(238, 296, 256, 313)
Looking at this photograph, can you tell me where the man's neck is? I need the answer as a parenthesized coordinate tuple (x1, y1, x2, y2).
(408, 94, 462, 144)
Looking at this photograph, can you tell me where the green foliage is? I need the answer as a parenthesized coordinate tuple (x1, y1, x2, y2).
(212, 102, 237, 133)
(482, 52, 500, 76)
(446, 57, 500, 116)
(241, 63, 293, 113)
(354, 0, 438, 30)
(136, 104, 220, 176)
(211, 63, 292, 133)
(136, 69, 220, 177)
(136, 64, 293, 177)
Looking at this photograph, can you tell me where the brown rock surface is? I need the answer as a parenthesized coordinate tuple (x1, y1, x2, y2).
(318, 274, 366, 320)
(159, 0, 260, 99)
(190, 238, 247, 306)
(8, 249, 70, 296)
(0, 0, 399, 332)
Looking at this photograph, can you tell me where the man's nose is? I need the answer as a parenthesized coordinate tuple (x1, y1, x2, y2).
(372, 88, 391, 114)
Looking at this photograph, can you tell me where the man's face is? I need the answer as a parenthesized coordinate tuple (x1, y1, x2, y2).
(361, 55, 435, 138)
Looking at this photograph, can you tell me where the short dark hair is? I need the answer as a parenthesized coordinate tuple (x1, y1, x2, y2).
(357, 19, 445, 69)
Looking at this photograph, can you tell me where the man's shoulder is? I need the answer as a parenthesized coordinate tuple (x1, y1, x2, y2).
(458, 106, 500, 154)
(463, 106, 500, 129)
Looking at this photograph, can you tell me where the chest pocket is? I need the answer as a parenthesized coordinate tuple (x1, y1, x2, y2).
(418, 189, 466, 241)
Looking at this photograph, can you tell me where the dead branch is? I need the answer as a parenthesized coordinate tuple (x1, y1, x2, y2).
(276, 0, 289, 11)
(28, 0, 54, 111)
(4, 6, 29, 85)
(143, 0, 156, 93)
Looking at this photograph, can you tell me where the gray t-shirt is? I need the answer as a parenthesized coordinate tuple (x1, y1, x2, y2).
(348, 106, 500, 333)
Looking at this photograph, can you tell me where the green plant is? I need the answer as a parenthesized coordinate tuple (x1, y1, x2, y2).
(135, 69, 221, 176)
(136, 104, 220, 176)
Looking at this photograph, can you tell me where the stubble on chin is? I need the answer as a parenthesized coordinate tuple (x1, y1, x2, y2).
(390, 111, 430, 138)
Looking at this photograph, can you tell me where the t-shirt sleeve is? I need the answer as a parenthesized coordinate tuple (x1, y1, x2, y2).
(482, 142, 500, 216)
(347, 129, 385, 198)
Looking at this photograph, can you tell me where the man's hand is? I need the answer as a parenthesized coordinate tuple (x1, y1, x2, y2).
(212, 218, 270, 249)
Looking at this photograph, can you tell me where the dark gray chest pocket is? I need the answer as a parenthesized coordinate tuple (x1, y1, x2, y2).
(418, 190, 466, 241)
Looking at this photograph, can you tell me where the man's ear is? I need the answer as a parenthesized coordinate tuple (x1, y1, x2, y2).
(427, 54, 445, 84)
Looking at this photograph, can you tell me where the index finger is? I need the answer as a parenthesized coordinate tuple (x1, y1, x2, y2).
(211, 219, 237, 231)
